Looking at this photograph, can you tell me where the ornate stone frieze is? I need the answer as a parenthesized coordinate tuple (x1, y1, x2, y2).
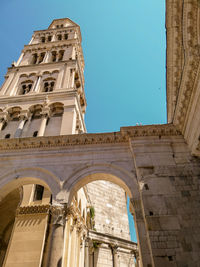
(0, 124, 182, 151)
(16, 204, 50, 215)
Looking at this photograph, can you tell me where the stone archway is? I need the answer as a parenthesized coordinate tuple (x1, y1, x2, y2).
(63, 164, 152, 267)
(0, 168, 58, 267)
(63, 163, 139, 204)
(0, 166, 61, 201)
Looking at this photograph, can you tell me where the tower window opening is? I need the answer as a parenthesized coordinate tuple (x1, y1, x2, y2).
(61, 24, 63, 27)
(32, 53, 37, 64)
(33, 131, 38, 137)
(57, 34, 62, 41)
(20, 82, 33, 95)
(58, 50, 64, 61)
(64, 34, 68, 40)
(38, 52, 45, 64)
(41, 37, 45, 43)
(5, 134, 10, 139)
(34, 185, 44, 201)
(43, 80, 55, 92)
(51, 51, 57, 62)
(47, 36, 52, 42)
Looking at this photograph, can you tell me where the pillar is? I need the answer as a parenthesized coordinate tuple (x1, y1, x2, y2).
(48, 204, 66, 267)
(14, 111, 29, 138)
(60, 106, 76, 135)
(33, 75, 42, 92)
(130, 198, 153, 267)
(38, 108, 50, 137)
(84, 238, 90, 267)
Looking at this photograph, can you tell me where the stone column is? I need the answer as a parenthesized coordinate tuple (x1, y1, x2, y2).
(44, 50, 51, 63)
(38, 108, 50, 137)
(14, 110, 29, 138)
(33, 75, 42, 92)
(110, 245, 119, 267)
(47, 204, 66, 267)
(84, 238, 90, 267)
(16, 52, 24, 66)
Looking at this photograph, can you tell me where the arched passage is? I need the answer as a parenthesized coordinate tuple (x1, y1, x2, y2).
(0, 168, 60, 267)
(62, 164, 141, 267)
(0, 167, 61, 201)
(63, 163, 139, 204)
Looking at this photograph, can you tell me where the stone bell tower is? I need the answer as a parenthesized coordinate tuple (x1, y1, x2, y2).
(0, 18, 86, 138)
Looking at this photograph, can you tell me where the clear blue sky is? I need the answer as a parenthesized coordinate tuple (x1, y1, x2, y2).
(0, 0, 165, 242)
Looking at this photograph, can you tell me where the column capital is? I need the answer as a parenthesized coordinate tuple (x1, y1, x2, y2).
(41, 107, 51, 117)
(0, 111, 8, 122)
(20, 110, 30, 120)
(50, 203, 67, 226)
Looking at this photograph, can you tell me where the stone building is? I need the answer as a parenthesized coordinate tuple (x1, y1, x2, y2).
(1, 1, 200, 266)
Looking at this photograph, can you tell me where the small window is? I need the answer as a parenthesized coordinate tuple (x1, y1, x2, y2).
(33, 131, 38, 137)
(5, 134, 10, 139)
(57, 34, 62, 41)
(34, 185, 44, 201)
(32, 53, 37, 64)
(61, 24, 63, 28)
(51, 51, 57, 62)
(64, 34, 68, 40)
(38, 52, 45, 64)
(41, 37, 45, 43)
(48, 36, 52, 42)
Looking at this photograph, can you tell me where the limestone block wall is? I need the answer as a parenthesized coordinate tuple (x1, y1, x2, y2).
(86, 180, 130, 240)
(131, 135, 200, 266)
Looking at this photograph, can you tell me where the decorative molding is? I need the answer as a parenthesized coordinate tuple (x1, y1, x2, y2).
(0, 124, 182, 151)
(16, 204, 50, 215)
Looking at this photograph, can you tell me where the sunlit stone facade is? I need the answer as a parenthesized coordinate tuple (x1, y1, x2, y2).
(0, 18, 137, 267)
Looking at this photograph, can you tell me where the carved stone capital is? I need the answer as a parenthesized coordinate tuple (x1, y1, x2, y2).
(50, 204, 67, 226)
(20, 110, 30, 120)
(0, 111, 8, 122)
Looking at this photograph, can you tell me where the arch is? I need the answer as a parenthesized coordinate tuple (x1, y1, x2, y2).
(64, 163, 139, 205)
(0, 167, 61, 201)
(43, 71, 51, 75)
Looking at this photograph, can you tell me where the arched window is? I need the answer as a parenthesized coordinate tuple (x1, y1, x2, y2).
(19, 80, 33, 95)
(57, 34, 62, 41)
(64, 33, 68, 40)
(47, 36, 52, 42)
(32, 53, 37, 64)
(58, 50, 64, 61)
(41, 37, 45, 43)
(51, 51, 57, 62)
(49, 102, 64, 116)
(42, 80, 55, 92)
(38, 52, 45, 64)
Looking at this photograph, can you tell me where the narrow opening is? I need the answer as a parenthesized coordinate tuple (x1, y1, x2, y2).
(5, 134, 10, 139)
(47, 36, 52, 42)
(41, 37, 45, 43)
(168, 256, 173, 261)
(57, 34, 62, 41)
(144, 184, 149, 190)
(149, 211, 154, 216)
(33, 131, 38, 137)
(64, 34, 68, 40)
(33, 185, 44, 201)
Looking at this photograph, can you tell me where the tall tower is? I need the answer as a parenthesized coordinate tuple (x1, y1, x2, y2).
(0, 18, 137, 267)
(0, 18, 86, 138)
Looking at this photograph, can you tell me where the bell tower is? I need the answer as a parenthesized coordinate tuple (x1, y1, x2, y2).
(0, 18, 86, 139)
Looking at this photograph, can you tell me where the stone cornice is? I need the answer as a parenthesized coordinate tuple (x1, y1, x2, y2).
(16, 204, 50, 215)
(88, 230, 138, 251)
(120, 123, 181, 137)
(0, 90, 77, 105)
(7, 59, 76, 71)
(0, 124, 182, 151)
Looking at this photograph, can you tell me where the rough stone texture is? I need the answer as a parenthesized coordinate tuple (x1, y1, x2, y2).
(86, 180, 130, 240)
